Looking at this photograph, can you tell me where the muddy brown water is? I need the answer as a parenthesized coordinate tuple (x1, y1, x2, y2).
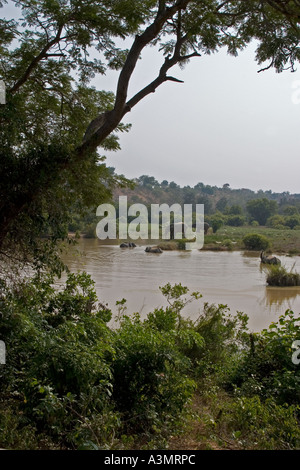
(60, 238, 300, 332)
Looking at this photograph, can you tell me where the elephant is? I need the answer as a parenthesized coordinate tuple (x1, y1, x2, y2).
(145, 246, 163, 253)
(168, 221, 209, 240)
(120, 242, 136, 248)
(260, 251, 281, 265)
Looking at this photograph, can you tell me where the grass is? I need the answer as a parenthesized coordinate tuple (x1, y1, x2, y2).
(204, 225, 300, 254)
(167, 384, 300, 450)
(80, 225, 300, 255)
(265, 264, 300, 287)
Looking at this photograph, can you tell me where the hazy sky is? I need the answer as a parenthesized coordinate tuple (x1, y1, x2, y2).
(99, 42, 300, 195)
(3, 2, 300, 194)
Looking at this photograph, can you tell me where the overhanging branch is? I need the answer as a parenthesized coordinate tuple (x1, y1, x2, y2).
(9, 25, 64, 95)
(77, 0, 192, 157)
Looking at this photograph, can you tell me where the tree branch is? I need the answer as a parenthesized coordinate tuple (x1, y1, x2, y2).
(113, 0, 190, 117)
(9, 24, 64, 95)
(76, 0, 191, 157)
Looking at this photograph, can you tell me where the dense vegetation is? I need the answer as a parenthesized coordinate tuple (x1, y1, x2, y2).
(2, 0, 300, 451)
(70, 175, 300, 256)
(1, 275, 300, 450)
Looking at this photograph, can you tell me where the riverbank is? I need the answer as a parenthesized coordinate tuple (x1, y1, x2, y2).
(76, 225, 300, 255)
(202, 225, 300, 255)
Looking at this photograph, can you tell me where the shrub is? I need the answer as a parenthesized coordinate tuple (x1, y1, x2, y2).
(266, 265, 300, 287)
(230, 310, 300, 406)
(266, 215, 285, 228)
(285, 215, 300, 229)
(210, 213, 225, 233)
(193, 303, 249, 381)
(112, 313, 197, 433)
(82, 223, 96, 238)
(242, 233, 270, 250)
(227, 215, 245, 227)
(0, 272, 117, 449)
(222, 396, 300, 450)
(112, 283, 204, 433)
(0, 277, 204, 448)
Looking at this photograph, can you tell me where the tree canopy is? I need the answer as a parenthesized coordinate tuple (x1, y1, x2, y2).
(1, 0, 300, 270)
(247, 197, 278, 225)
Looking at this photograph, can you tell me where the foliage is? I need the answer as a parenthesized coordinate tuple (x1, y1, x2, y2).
(192, 303, 249, 382)
(266, 215, 286, 228)
(242, 233, 271, 250)
(1, 273, 300, 449)
(0, 276, 208, 449)
(285, 215, 300, 229)
(226, 215, 246, 227)
(111, 282, 205, 435)
(246, 198, 278, 226)
(0, 271, 117, 449)
(265, 264, 300, 286)
(230, 310, 300, 406)
(209, 212, 225, 233)
(221, 396, 300, 450)
(2, 1, 300, 269)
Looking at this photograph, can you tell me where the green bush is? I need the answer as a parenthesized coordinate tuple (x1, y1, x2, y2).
(273, 224, 289, 230)
(112, 283, 205, 433)
(2, 272, 300, 450)
(266, 265, 300, 287)
(226, 215, 245, 227)
(82, 223, 96, 238)
(230, 310, 300, 406)
(266, 215, 286, 228)
(193, 303, 248, 381)
(242, 233, 270, 250)
(285, 215, 300, 229)
(210, 213, 225, 233)
(112, 312, 197, 433)
(0, 272, 116, 449)
(0, 277, 204, 449)
(223, 396, 300, 450)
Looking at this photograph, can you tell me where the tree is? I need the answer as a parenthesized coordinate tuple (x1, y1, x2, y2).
(1, 0, 300, 269)
(216, 197, 228, 213)
(210, 212, 225, 233)
(138, 175, 159, 188)
(285, 215, 300, 229)
(227, 204, 243, 216)
(246, 198, 278, 225)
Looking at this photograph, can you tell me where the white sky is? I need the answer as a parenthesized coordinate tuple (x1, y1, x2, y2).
(100, 42, 300, 194)
(3, 1, 300, 194)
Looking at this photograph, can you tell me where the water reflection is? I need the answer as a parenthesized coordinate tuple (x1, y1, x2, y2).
(265, 286, 300, 308)
(60, 239, 300, 332)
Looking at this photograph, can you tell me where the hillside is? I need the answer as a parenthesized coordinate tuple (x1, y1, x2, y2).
(112, 174, 300, 215)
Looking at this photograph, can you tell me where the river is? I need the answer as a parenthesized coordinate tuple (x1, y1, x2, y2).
(60, 238, 300, 332)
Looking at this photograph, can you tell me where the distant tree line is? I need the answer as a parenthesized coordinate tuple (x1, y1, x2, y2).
(69, 173, 300, 236)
